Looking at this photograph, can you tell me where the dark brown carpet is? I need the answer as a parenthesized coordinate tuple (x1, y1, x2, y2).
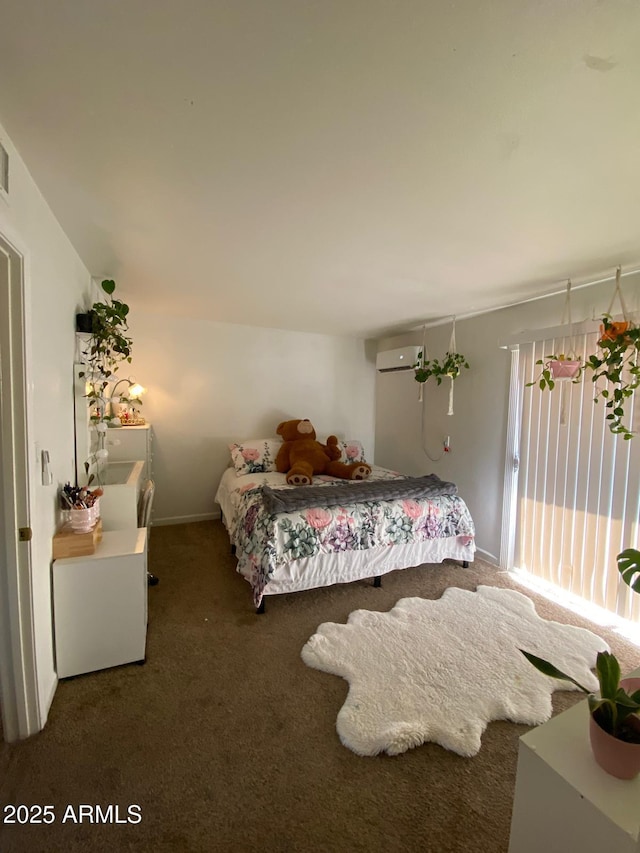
(0, 521, 638, 853)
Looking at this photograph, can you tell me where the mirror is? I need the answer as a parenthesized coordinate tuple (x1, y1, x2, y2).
(73, 363, 92, 486)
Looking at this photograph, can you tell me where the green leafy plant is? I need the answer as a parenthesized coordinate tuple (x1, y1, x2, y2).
(618, 548, 640, 594)
(583, 316, 640, 440)
(526, 317, 640, 439)
(413, 349, 431, 384)
(79, 279, 133, 425)
(521, 649, 640, 743)
(521, 545, 640, 744)
(414, 351, 469, 385)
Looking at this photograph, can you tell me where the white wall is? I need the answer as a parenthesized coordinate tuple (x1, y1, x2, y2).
(375, 273, 640, 562)
(124, 307, 377, 524)
(0, 120, 92, 718)
(0, 111, 376, 725)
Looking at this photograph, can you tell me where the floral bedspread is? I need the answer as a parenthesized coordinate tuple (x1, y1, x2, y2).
(224, 467, 475, 607)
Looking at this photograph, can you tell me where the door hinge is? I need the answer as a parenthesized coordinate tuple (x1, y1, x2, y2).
(18, 527, 32, 542)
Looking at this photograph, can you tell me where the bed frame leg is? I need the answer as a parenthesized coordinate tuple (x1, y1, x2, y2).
(462, 560, 469, 568)
(256, 599, 265, 615)
(373, 575, 382, 588)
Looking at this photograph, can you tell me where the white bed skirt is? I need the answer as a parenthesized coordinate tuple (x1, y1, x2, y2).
(216, 467, 476, 602)
(225, 522, 473, 598)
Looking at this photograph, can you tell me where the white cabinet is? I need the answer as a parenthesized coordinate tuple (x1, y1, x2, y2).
(508, 670, 640, 853)
(99, 425, 153, 529)
(53, 528, 148, 678)
(99, 460, 145, 531)
(105, 424, 152, 482)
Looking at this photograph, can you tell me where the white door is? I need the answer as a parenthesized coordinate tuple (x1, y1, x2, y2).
(0, 233, 41, 741)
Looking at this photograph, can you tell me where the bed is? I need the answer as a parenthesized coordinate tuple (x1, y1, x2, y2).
(215, 438, 476, 612)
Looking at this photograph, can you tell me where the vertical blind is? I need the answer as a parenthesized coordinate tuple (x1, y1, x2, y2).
(515, 330, 640, 622)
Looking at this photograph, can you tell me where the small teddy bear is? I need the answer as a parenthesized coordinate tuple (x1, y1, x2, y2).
(275, 418, 372, 486)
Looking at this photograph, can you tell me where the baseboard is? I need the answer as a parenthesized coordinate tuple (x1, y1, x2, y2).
(474, 548, 499, 566)
(153, 510, 220, 527)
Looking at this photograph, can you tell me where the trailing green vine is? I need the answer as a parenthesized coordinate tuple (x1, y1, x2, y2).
(79, 279, 133, 425)
(414, 351, 469, 385)
(584, 316, 640, 439)
(527, 316, 640, 439)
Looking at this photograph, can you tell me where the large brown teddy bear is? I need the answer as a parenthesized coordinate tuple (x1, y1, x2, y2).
(275, 419, 372, 486)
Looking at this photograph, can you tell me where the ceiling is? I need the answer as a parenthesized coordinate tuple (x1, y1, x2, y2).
(1, 0, 639, 338)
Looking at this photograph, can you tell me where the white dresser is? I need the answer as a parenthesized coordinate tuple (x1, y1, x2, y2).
(53, 528, 148, 678)
(98, 460, 145, 531)
(105, 424, 152, 482)
(99, 424, 153, 530)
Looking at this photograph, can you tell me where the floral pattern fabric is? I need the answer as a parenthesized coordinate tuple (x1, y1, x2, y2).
(225, 467, 475, 607)
(228, 438, 282, 475)
(337, 440, 367, 463)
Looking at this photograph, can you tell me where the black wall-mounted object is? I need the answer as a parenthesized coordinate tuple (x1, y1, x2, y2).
(75, 312, 94, 333)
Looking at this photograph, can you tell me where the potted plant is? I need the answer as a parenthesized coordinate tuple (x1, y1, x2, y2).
(414, 350, 470, 416)
(413, 348, 431, 384)
(75, 312, 94, 333)
(77, 279, 135, 479)
(413, 350, 469, 385)
(526, 317, 639, 439)
(583, 315, 640, 440)
(521, 545, 640, 779)
(78, 279, 133, 425)
(521, 649, 640, 779)
(526, 353, 583, 391)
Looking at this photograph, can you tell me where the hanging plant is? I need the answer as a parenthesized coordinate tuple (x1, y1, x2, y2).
(527, 329, 639, 438)
(584, 315, 640, 440)
(413, 348, 431, 384)
(78, 278, 134, 437)
(526, 270, 640, 439)
(413, 318, 469, 416)
(526, 281, 583, 390)
(413, 318, 469, 386)
(527, 353, 583, 391)
(415, 351, 470, 385)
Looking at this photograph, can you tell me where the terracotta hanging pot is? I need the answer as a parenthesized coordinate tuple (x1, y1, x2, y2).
(598, 267, 632, 344)
(599, 320, 630, 344)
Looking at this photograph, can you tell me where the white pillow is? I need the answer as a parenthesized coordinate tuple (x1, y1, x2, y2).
(228, 438, 282, 476)
(337, 440, 367, 463)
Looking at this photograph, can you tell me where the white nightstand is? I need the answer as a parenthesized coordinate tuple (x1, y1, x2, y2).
(53, 528, 148, 678)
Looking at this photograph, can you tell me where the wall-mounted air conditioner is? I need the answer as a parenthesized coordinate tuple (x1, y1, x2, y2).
(376, 346, 420, 373)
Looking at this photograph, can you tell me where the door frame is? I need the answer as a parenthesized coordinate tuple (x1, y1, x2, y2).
(499, 344, 522, 569)
(0, 231, 41, 741)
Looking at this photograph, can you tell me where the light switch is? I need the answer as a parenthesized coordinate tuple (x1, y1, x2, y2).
(41, 449, 53, 485)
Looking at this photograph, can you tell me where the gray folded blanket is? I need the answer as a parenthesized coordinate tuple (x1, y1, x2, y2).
(262, 473, 457, 515)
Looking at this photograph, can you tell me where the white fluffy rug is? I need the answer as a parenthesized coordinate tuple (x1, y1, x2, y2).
(301, 585, 609, 757)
